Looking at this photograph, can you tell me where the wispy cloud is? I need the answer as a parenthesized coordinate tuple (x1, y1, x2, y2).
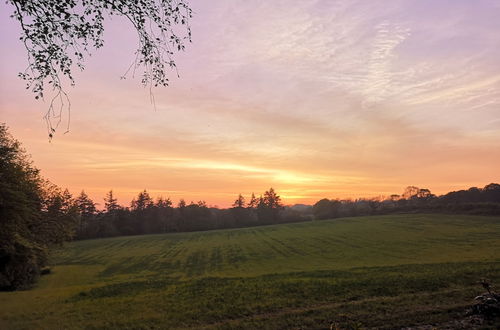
(1, 0, 499, 206)
(363, 21, 411, 103)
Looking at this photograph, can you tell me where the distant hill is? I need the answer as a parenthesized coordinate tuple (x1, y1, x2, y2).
(286, 203, 313, 211)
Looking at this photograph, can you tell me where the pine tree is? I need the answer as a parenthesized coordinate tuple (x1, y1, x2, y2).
(232, 194, 246, 208)
(247, 193, 258, 209)
(130, 190, 153, 211)
(75, 191, 97, 236)
(104, 190, 119, 213)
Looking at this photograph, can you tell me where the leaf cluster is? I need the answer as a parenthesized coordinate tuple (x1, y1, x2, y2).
(0, 124, 78, 290)
(8, 0, 192, 136)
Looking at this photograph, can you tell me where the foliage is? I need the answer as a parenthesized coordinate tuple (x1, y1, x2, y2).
(72, 187, 293, 239)
(0, 123, 45, 290)
(103, 189, 119, 212)
(7, 0, 192, 136)
(75, 190, 96, 236)
(1, 214, 499, 328)
(0, 124, 77, 290)
(255, 188, 284, 224)
(68, 183, 500, 241)
(247, 192, 258, 209)
(312, 184, 500, 222)
(130, 189, 153, 211)
(312, 198, 341, 220)
(232, 194, 245, 208)
(75, 190, 96, 218)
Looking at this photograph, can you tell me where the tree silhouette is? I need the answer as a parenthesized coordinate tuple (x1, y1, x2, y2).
(0, 123, 78, 290)
(247, 193, 258, 209)
(313, 198, 341, 220)
(104, 190, 119, 213)
(75, 190, 97, 238)
(263, 188, 283, 209)
(256, 188, 284, 223)
(131, 189, 153, 211)
(402, 186, 420, 199)
(76, 191, 97, 217)
(155, 197, 174, 233)
(232, 194, 246, 208)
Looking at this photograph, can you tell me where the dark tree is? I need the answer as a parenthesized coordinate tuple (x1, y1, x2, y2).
(402, 186, 420, 200)
(0, 123, 45, 290)
(155, 197, 174, 233)
(256, 188, 284, 223)
(75, 190, 97, 237)
(232, 194, 246, 208)
(312, 198, 341, 220)
(0, 123, 77, 290)
(183, 201, 211, 231)
(7, 0, 192, 136)
(156, 197, 173, 209)
(178, 199, 186, 209)
(247, 193, 258, 209)
(104, 190, 119, 213)
(130, 190, 154, 211)
(263, 188, 283, 210)
(76, 190, 97, 216)
(230, 194, 256, 227)
(40, 186, 78, 244)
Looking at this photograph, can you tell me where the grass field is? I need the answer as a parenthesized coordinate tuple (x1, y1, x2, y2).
(1, 214, 499, 329)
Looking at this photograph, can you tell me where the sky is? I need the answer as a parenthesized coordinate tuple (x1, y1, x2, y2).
(1, 0, 499, 208)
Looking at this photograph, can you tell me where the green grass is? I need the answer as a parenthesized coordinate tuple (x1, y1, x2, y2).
(1, 214, 499, 329)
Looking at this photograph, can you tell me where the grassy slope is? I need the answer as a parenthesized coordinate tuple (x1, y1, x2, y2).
(1, 214, 499, 329)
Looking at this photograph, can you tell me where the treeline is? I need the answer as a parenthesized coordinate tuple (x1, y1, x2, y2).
(312, 184, 500, 220)
(73, 189, 307, 239)
(2, 122, 500, 291)
(72, 183, 500, 240)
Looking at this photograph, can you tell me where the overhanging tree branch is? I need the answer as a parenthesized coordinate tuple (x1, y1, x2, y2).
(7, 0, 192, 139)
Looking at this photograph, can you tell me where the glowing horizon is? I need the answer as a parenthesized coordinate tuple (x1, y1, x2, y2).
(1, 0, 499, 208)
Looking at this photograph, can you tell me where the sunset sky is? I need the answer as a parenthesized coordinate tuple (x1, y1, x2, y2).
(1, 0, 499, 207)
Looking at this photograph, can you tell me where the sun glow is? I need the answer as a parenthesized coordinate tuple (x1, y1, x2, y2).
(1, 0, 499, 207)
